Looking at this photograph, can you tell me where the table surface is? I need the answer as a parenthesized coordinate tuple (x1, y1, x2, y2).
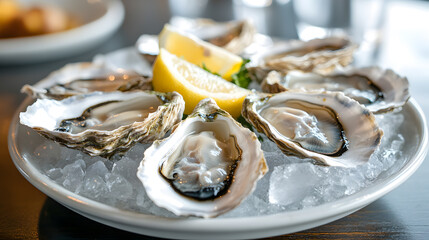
(1, 0, 429, 239)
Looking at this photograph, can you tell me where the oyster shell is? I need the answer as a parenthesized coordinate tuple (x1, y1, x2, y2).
(242, 91, 383, 167)
(135, 35, 159, 65)
(170, 17, 256, 55)
(136, 18, 256, 63)
(137, 98, 267, 218)
(261, 67, 410, 113)
(21, 62, 152, 100)
(20, 91, 184, 158)
(248, 37, 357, 82)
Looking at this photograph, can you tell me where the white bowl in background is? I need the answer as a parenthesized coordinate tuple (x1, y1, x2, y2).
(0, 0, 125, 64)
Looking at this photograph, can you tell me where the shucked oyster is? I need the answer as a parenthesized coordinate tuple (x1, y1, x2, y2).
(21, 62, 152, 100)
(242, 91, 383, 167)
(249, 37, 357, 82)
(261, 67, 410, 113)
(20, 91, 184, 158)
(137, 99, 267, 218)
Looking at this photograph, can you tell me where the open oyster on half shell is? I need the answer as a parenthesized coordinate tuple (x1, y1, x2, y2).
(20, 91, 184, 158)
(261, 67, 410, 114)
(248, 37, 357, 82)
(21, 62, 152, 100)
(242, 91, 383, 167)
(137, 98, 267, 218)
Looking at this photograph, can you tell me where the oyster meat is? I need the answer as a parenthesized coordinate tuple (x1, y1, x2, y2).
(137, 98, 267, 218)
(261, 67, 410, 113)
(242, 91, 383, 167)
(249, 37, 357, 82)
(21, 62, 152, 100)
(20, 91, 184, 158)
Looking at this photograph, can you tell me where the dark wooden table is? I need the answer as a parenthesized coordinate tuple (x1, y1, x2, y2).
(1, 0, 428, 239)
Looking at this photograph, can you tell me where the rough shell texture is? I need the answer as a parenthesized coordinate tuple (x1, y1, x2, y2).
(248, 37, 357, 82)
(242, 91, 383, 167)
(20, 91, 184, 158)
(169, 17, 256, 55)
(136, 18, 256, 60)
(137, 98, 267, 218)
(260, 67, 410, 114)
(21, 62, 152, 100)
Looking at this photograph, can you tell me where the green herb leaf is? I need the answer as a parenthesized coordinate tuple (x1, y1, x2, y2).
(237, 115, 254, 132)
(237, 115, 264, 142)
(231, 58, 251, 89)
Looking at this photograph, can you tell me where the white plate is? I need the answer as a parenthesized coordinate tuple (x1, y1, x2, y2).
(9, 96, 428, 239)
(0, 0, 124, 64)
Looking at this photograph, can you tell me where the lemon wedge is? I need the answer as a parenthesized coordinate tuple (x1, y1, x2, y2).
(158, 24, 243, 80)
(153, 48, 250, 118)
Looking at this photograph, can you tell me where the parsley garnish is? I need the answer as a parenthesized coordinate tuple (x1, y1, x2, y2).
(231, 59, 251, 89)
(237, 115, 253, 131)
(201, 59, 252, 89)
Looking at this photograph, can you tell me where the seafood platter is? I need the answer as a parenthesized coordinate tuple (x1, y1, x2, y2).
(9, 17, 428, 239)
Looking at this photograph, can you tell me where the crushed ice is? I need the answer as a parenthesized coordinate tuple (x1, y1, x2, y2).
(34, 111, 408, 218)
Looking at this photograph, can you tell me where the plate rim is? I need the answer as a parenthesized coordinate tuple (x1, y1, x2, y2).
(8, 96, 428, 238)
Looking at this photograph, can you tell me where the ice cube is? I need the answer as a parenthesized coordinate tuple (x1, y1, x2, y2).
(136, 189, 148, 208)
(341, 171, 366, 195)
(112, 157, 140, 185)
(391, 135, 405, 152)
(259, 134, 279, 152)
(34, 142, 62, 171)
(86, 161, 109, 177)
(45, 167, 62, 180)
(269, 163, 321, 206)
(301, 195, 319, 207)
(79, 175, 108, 200)
(376, 113, 404, 142)
(105, 173, 133, 201)
(222, 195, 284, 218)
(61, 159, 86, 192)
(123, 143, 151, 160)
(60, 147, 85, 163)
(146, 202, 179, 218)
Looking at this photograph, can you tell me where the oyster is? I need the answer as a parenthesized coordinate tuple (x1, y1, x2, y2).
(20, 91, 184, 158)
(21, 62, 152, 100)
(248, 37, 357, 82)
(242, 91, 383, 167)
(170, 17, 256, 55)
(261, 67, 410, 113)
(135, 35, 159, 65)
(137, 98, 267, 218)
(136, 18, 256, 62)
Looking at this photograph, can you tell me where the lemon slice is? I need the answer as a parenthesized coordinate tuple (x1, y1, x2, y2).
(153, 48, 250, 118)
(159, 24, 243, 80)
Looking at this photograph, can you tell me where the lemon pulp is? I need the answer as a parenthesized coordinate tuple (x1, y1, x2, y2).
(153, 48, 250, 118)
(159, 24, 243, 80)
